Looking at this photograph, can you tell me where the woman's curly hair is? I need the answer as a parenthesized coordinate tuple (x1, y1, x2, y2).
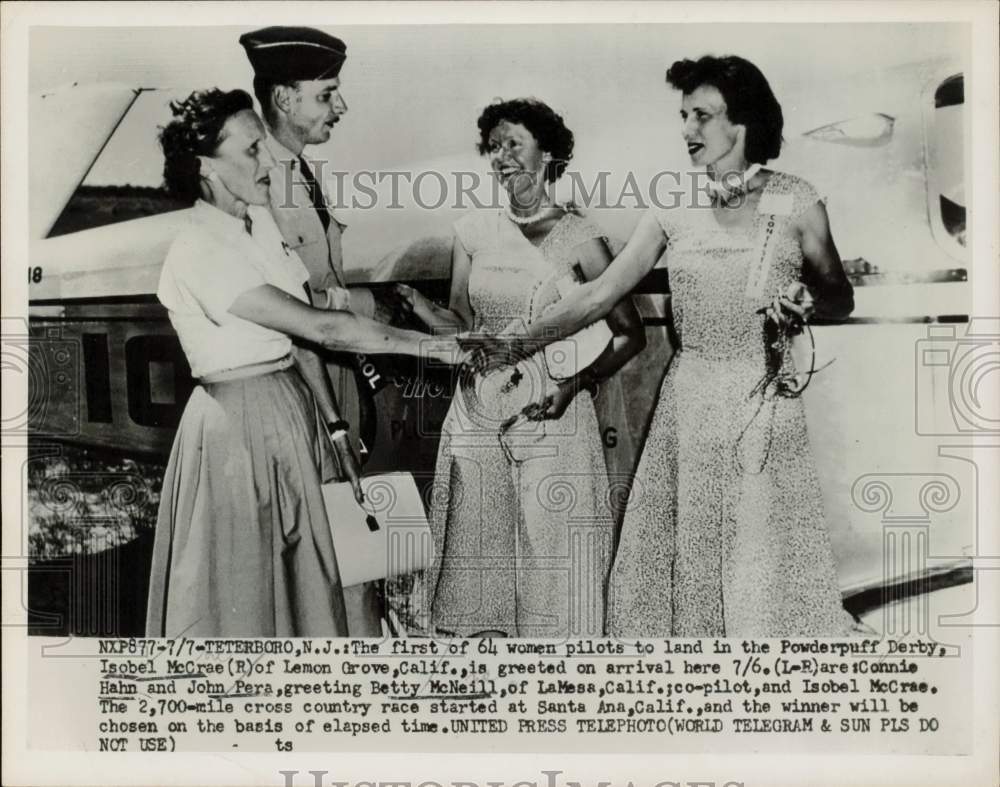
(159, 89, 255, 203)
(666, 55, 784, 165)
(476, 98, 574, 183)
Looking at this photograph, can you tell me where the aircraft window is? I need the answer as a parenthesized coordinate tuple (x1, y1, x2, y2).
(935, 75, 963, 109)
(47, 91, 188, 238)
(803, 113, 895, 147)
(925, 73, 966, 256)
(48, 185, 188, 237)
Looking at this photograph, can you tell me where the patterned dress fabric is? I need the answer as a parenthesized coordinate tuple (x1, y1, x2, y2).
(608, 171, 857, 637)
(414, 210, 615, 638)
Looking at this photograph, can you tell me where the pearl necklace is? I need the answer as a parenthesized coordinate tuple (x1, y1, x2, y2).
(505, 202, 553, 225)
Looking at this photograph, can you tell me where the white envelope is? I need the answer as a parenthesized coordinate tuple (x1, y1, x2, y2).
(544, 321, 614, 380)
(542, 273, 614, 380)
(321, 472, 433, 587)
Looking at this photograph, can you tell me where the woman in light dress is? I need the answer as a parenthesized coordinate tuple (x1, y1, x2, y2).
(401, 99, 645, 637)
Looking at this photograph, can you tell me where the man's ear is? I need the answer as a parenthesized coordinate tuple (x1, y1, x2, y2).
(272, 83, 294, 117)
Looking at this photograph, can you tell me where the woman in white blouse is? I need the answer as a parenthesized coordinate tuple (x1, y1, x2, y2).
(145, 89, 459, 637)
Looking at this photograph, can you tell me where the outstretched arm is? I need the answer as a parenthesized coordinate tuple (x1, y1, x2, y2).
(394, 235, 475, 335)
(463, 210, 666, 368)
(527, 211, 665, 343)
(532, 236, 647, 419)
(228, 286, 460, 363)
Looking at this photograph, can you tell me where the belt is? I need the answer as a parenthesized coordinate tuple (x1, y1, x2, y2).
(199, 354, 294, 384)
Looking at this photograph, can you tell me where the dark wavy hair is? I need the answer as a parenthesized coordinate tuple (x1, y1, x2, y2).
(666, 55, 784, 165)
(476, 98, 574, 183)
(159, 88, 255, 203)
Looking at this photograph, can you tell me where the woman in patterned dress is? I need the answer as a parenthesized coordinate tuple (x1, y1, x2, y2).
(400, 99, 645, 637)
(480, 57, 858, 636)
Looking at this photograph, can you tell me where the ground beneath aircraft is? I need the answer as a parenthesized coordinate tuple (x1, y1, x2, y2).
(24, 444, 973, 638)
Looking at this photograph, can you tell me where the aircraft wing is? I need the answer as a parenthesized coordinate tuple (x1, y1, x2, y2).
(339, 152, 474, 285)
(30, 208, 191, 301)
(30, 83, 143, 240)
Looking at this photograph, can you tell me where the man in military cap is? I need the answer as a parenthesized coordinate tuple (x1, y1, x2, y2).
(239, 26, 383, 635)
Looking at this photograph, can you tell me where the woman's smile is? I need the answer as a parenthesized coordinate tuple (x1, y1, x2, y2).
(496, 165, 521, 182)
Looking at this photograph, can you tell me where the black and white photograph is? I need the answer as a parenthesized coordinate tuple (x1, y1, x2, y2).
(3, 1, 998, 784)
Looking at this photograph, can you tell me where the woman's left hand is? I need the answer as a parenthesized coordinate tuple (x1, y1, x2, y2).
(764, 282, 815, 332)
(524, 382, 578, 421)
(458, 332, 528, 376)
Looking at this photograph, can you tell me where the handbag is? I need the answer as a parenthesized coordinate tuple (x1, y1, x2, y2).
(321, 472, 433, 587)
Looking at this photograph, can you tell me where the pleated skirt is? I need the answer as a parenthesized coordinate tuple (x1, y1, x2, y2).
(145, 365, 349, 637)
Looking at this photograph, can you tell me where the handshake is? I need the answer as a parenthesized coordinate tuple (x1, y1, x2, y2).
(416, 328, 537, 374)
(384, 283, 539, 374)
(457, 329, 539, 375)
(389, 283, 602, 423)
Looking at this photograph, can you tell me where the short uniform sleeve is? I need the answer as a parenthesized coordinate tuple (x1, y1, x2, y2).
(157, 230, 268, 323)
